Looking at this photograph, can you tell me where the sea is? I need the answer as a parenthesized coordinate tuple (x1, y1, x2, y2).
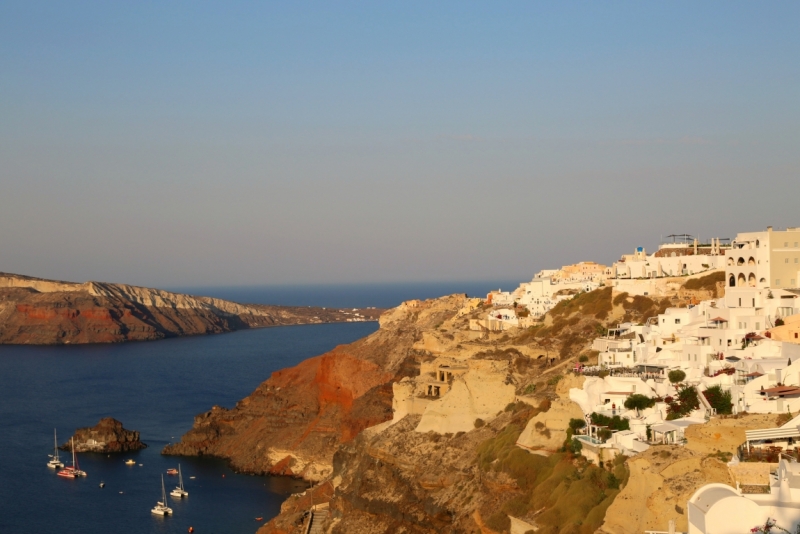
(0, 281, 518, 534)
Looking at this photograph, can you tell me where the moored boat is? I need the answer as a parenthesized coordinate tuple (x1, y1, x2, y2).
(47, 429, 64, 469)
(170, 464, 188, 498)
(151, 475, 173, 515)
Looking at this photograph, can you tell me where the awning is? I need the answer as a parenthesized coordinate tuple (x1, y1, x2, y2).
(746, 426, 800, 442)
(760, 386, 800, 396)
(651, 422, 681, 434)
(710, 317, 728, 322)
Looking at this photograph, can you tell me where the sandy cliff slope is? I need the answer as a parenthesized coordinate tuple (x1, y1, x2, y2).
(0, 272, 381, 344)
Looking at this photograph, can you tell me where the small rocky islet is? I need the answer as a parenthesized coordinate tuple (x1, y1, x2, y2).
(60, 417, 147, 453)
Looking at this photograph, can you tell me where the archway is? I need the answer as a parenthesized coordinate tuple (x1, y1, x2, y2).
(727, 257, 734, 266)
(748, 257, 755, 265)
(737, 273, 746, 287)
(737, 257, 745, 266)
(729, 275, 736, 287)
(748, 273, 756, 287)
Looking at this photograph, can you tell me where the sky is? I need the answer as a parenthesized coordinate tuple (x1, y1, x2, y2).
(1, 1, 799, 287)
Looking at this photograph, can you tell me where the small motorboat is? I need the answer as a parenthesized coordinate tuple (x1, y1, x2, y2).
(166, 468, 178, 475)
(125, 459, 136, 465)
(99, 482, 105, 488)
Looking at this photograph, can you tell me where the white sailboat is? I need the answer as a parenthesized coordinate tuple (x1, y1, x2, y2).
(47, 429, 64, 469)
(151, 475, 173, 515)
(170, 464, 188, 498)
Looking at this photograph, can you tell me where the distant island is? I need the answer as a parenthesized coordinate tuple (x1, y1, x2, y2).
(0, 272, 382, 345)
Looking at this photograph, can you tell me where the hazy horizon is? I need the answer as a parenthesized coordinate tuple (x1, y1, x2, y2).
(2, 2, 798, 287)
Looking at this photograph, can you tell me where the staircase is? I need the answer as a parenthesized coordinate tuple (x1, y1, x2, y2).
(304, 503, 330, 534)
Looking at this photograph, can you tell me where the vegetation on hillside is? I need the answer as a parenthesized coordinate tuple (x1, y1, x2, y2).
(682, 271, 726, 297)
(477, 422, 628, 534)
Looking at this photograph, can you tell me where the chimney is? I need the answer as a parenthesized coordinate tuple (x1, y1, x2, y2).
(694, 238, 698, 255)
(768, 226, 773, 232)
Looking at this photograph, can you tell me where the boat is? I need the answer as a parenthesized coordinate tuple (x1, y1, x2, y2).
(57, 437, 86, 478)
(47, 429, 64, 469)
(99, 482, 105, 488)
(166, 468, 178, 475)
(151, 475, 173, 515)
(170, 464, 188, 498)
(124, 459, 136, 465)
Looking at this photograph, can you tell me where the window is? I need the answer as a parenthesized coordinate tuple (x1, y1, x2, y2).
(787, 258, 790, 264)
(792, 279, 796, 286)
(776, 279, 781, 286)
(796, 333, 798, 339)
(739, 298, 742, 306)
(675, 319, 681, 324)
(755, 322, 760, 330)
(786, 242, 789, 247)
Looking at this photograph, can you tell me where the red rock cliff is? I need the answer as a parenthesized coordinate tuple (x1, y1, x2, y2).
(163, 295, 466, 481)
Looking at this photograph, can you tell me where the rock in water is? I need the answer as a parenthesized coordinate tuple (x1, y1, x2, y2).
(61, 417, 147, 453)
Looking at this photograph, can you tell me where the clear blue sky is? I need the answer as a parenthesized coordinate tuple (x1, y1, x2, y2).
(1, 2, 798, 286)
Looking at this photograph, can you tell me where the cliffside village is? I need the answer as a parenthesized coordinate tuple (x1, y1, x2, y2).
(385, 226, 800, 534)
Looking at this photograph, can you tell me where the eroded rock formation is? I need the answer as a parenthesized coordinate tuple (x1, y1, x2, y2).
(61, 417, 146, 453)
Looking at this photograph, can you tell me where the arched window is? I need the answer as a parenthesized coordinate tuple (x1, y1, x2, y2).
(737, 273, 746, 287)
(748, 273, 756, 287)
(748, 257, 755, 265)
(737, 257, 745, 266)
(760, 278, 766, 284)
(756, 239, 760, 248)
(727, 257, 734, 266)
(729, 275, 736, 287)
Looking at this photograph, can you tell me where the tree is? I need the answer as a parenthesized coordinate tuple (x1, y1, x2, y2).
(624, 393, 656, 416)
(668, 369, 686, 384)
(569, 418, 586, 432)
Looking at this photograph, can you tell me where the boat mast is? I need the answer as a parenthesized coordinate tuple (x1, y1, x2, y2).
(178, 464, 183, 491)
(53, 429, 58, 460)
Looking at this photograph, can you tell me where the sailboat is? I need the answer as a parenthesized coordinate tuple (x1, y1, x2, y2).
(170, 464, 188, 498)
(57, 437, 87, 478)
(47, 429, 64, 469)
(151, 475, 173, 515)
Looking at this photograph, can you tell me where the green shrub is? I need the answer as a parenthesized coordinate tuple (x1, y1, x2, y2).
(547, 374, 564, 386)
(579, 355, 589, 363)
(702, 385, 733, 415)
(523, 383, 536, 395)
(668, 369, 686, 384)
(474, 418, 485, 428)
(590, 413, 630, 431)
(624, 394, 656, 414)
(569, 418, 587, 431)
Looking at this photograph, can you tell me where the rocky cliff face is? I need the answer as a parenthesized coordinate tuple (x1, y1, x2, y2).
(163, 295, 469, 481)
(61, 417, 146, 453)
(0, 272, 381, 345)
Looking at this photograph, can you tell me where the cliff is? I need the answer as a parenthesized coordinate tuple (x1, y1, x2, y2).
(0, 272, 382, 345)
(61, 417, 146, 453)
(163, 295, 470, 480)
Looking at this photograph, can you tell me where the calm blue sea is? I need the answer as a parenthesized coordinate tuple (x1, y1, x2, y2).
(167, 280, 521, 309)
(0, 281, 518, 534)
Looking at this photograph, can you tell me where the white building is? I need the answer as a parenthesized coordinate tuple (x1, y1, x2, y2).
(688, 459, 800, 534)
